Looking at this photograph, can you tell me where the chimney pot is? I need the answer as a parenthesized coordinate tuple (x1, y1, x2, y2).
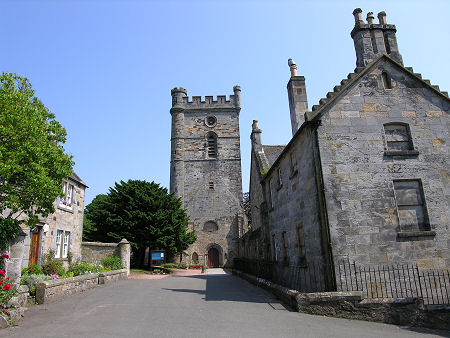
(252, 120, 259, 130)
(353, 8, 364, 24)
(288, 58, 298, 77)
(367, 12, 375, 24)
(377, 11, 387, 24)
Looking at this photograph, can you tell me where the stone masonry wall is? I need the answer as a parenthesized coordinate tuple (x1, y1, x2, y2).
(39, 178, 86, 266)
(241, 151, 267, 260)
(170, 88, 242, 267)
(262, 125, 325, 268)
(81, 242, 119, 263)
(317, 59, 449, 269)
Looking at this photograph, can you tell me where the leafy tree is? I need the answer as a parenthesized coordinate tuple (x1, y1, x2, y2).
(84, 180, 196, 266)
(0, 72, 74, 249)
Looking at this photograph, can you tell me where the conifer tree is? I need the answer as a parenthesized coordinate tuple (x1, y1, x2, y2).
(84, 180, 196, 266)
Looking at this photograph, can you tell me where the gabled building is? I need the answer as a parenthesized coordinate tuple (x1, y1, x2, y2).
(242, 9, 449, 291)
(23, 172, 87, 268)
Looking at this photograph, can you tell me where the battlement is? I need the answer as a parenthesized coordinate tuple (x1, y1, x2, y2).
(171, 86, 241, 109)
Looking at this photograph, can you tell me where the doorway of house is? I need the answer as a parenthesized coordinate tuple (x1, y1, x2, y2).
(207, 247, 219, 268)
(29, 231, 40, 266)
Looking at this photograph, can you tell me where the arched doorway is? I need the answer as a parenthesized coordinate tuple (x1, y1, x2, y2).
(207, 247, 219, 268)
(192, 252, 199, 264)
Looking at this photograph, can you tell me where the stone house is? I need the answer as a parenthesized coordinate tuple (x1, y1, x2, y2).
(169, 87, 243, 268)
(241, 9, 449, 291)
(21, 172, 88, 268)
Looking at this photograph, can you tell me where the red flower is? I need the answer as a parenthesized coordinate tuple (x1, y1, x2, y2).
(1, 254, 9, 259)
(6, 277, 9, 280)
(0, 280, 2, 285)
(0, 270, 5, 277)
(2, 283, 11, 290)
(29, 269, 34, 273)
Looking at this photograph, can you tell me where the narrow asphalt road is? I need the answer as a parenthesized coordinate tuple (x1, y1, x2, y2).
(1, 269, 446, 337)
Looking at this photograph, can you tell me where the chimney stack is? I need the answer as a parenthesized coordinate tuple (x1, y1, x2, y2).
(351, 9, 403, 67)
(250, 120, 262, 152)
(287, 59, 308, 135)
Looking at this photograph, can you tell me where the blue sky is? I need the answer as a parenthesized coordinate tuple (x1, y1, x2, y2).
(2, 0, 449, 204)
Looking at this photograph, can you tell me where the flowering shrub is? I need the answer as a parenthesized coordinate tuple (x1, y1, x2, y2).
(68, 262, 102, 276)
(188, 265, 203, 269)
(42, 250, 65, 276)
(21, 264, 44, 276)
(60, 199, 72, 207)
(0, 255, 17, 308)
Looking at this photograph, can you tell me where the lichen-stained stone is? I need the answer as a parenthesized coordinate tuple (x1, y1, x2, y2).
(169, 87, 242, 267)
(318, 59, 449, 269)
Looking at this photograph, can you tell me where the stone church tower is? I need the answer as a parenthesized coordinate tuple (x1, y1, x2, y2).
(169, 86, 242, 267)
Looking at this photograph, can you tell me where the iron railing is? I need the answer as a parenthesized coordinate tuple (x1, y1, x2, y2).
(234, 258, 450, 305)
(337, 260, 449, 305)
(233, 258, 329, 293)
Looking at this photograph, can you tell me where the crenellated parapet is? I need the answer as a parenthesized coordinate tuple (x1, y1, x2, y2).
(171, 86, 241, 110)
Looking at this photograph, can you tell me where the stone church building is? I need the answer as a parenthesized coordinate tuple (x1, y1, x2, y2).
(241, 9, 449, 290)
(169, 87, 243, 267)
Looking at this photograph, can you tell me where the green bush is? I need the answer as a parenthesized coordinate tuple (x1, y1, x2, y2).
(160, 263, 185, 269)
(21, 274, 47, 295)
(101, 256, 123, 270)
(68, 262, 101, 276)
(41, 250, 65, 277)
(0, 219, 22, 251)
(21, 264, 44, 276)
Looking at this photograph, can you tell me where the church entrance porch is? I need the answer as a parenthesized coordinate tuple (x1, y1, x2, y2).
(207, 247, 220, 268)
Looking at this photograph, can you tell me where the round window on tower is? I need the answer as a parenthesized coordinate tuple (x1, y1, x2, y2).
(205, 115, 217, 128)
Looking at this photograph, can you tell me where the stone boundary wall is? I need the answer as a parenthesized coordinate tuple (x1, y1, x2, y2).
(99, 269, 128, 284)
(233, 269, 450, 331)
(36, 269, 128, 304)
(81, 238, 130, 276)
(81, 242, 119, 262)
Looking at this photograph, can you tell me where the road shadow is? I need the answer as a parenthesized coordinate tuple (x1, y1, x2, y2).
(400, 326, 450, 337)
(162, 272, 292, 311)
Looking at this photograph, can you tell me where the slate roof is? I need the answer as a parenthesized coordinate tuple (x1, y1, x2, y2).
(69, 172, 88, 187)
(262, 145, 285, 168)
